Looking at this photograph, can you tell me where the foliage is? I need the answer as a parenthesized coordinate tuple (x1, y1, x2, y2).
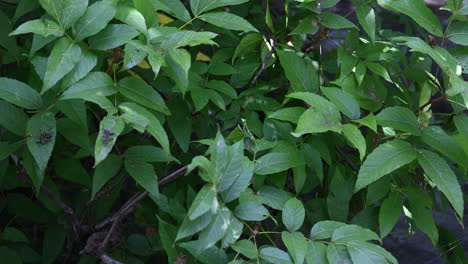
(0, 0, 467, 263)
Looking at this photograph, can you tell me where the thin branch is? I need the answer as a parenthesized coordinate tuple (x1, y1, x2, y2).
(18, 172, 81, 236)
(301, 27, 330, 58)
(413, 95, 448, 113)
(250, 39, 276, 87)
(86, 170, 126, 207)
(336, 146, 359, 172)
(100, 253, 124, 264)
(86, 165, 189, 257)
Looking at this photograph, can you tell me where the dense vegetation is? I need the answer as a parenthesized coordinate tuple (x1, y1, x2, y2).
(0, 0, 467, 263)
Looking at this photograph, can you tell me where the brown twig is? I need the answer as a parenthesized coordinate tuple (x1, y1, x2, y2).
(413, 95, 448, 113)
(86, 170, 126, 207)
(336, 146, 359, 172)
(250, 36, 277, 87)
(85, 165, 189, 258)
(17, 172, 81, 236)
(301, 27, 330, 58)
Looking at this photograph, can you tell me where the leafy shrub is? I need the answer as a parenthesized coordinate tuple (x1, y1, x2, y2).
(0, 0, 467, 263)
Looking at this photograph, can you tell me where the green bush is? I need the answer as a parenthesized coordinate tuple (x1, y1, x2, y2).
(0, 0, 467, 263)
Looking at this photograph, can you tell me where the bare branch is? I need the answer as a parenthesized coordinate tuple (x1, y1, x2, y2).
(413, 95, 448, 113)
(100, 253, 124, 264)
(83, 165, 189, 258)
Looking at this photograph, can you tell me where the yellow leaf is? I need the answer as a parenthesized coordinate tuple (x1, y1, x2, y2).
(137, 60, 151, 69)
(127, 70, 143, 80)
(196, 52, 211, 62)
(157, 12, 174, 26)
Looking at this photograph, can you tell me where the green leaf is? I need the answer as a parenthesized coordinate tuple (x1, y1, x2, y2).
(161, 31, 218, 49)
(232, 33, 262, 63)
(259, 247, 293, 264)
(10, 19, 62, 37)
(61, 72, 115, 99)
(176, 212, 213, 241)
(293, 108, 342, 136)
(365, 62, 392, 83)
(231, 239, 257, 259)
(0, 77, 42, 109)
(134, 0, 158, 28)
(341, 124, 366, 161)
(417, 149, 464, 218)
(198, 206, 231, 249)
(61, 50, 97, 88)
(124, 159, 159, 197)
(347, 244, 388, 264)
(38, 0, 88, 30)
(454, 115, 468, 139)
(376, 106, 421, 135)
(446, 0, 468, 14)
(421, 126, 468, 170)
(153, 0, 191, 22)
(288, 92, 341, 120)
(179, 242, 228, 264)
(122, 40, 148, 69)
(268, 107, 305, 124)
(277, 50, 319, 93)
(57, 117, 90, 151)
(379, 192, 403, 238)
(198, 12, 259, 32)
(355, 5, 375, 42)
(190, 0, 248, 16)
(306, 241, 328, 264)
(257, 186, 293, 210)
(94, 115, 124, 167)
(115, 5, 147, 33)
(282, 232, 307, 264)
(355, 140, 417, 192)
(124, 145, 176, 163)
(354, 113, 377, 133)
(377, 0, 443, 36)
(187, 184, 217, 220)
(326, 244, 351, 264)
(282, 197, 305, 232)
(331, 224, 381, 243)
(118, 102, 170, 153)
(118, 76, 169, 115)
(165, 48, 191, 93)
(346, 240, 398, 264)
(290, 15, 318, 36)
(0, 247, 21, 264)
(89, 24, 139, 50)
(211, 138, 254, 202)
(72, 0, 116, 41)
(91, 154, 122, 199)
(167, 99, 191, 152)
(234, 202, 269, 221)
(319, 11, 355, 29)
(321, 87, 360, 120)
(55, 158, 91, 186)
(255, 150, 304, 175)
(206, 80, 237, 99)
(157, 216, 178, 263)
(446, 21, 468, 45)
(0, 100, 28, 136)
(43, 37, 82, 93)
(293, 165, 306, 194)
(405, 189, 439, 244)
(221, 215, 243, 247)
(42, 224, 65, 264)
(1, 227, 29, 243)
(26, 112, 56, 173)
